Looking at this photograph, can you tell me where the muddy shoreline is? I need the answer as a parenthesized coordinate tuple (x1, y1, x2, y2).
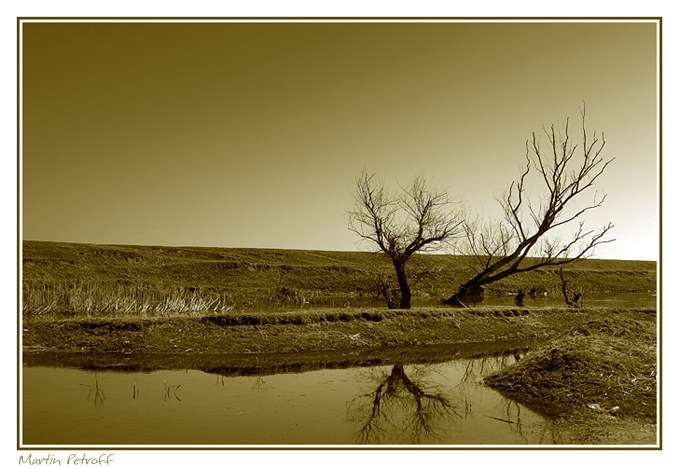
(22, 306, 654, 355)
(22, 306, 658, 446)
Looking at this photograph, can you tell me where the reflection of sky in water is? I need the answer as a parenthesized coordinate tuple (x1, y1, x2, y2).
(22, 354, 560, 446)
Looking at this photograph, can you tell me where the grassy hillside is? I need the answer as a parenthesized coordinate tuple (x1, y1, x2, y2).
(22, 241, 656, 319)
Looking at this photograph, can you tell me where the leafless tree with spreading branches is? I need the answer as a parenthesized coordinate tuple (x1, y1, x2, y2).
(346, 364, 459, 444)
(349, 172, 464, 309)
(445, 106, 615, 306)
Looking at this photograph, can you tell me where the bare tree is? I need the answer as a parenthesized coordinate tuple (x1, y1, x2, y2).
(558, 268, 583, 307)
(346, 364, 458, 444)
(349, 172, 464, 309)
(359, 254, 402, 309)
(445, 107, 615, 306)
(360, 253, 447, 309)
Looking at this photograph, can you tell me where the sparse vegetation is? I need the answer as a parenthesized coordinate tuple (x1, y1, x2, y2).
(21, 240, 658, 445)
(22, 241, 656, 321)
(22, 280, 238, 319)
(484, 314, 657, 443)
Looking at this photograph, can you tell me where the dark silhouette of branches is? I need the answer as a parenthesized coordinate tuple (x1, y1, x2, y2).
(82, 372, 106, 407)
(349, 172, 464, 309)
(446, 106, 615, 306)
(347, 364, 459, 444)
(558, 268, 583, 307)
(360, 253, 447, 309)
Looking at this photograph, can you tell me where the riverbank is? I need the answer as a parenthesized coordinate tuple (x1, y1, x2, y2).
(485, 312, 658, 445)
(22, 306, 653, 355)
(22, 306, 658, 445)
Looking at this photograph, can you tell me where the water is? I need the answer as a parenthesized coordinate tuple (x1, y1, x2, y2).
(22, 292, 655, 446)
(22, 349, 561, 446)
(458, 291, 657, 309)
(261, 291, 657, 312)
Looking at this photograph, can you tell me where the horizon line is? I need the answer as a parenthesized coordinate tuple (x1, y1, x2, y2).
(21, 238, 658, 263)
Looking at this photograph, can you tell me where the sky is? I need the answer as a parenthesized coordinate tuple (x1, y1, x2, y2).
(20, 19, 659, 260)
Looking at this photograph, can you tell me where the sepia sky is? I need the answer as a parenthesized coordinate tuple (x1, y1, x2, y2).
(20, 20, 659, 260)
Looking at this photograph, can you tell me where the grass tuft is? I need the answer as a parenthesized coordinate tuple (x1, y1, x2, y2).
(485, 316, 657, 421)
(22, 280, 240, 320)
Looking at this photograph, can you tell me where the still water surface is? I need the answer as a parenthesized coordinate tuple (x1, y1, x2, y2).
(267, 291, 656, 312)
(23, 351, 560, 446)
(477, 291, 656, 309)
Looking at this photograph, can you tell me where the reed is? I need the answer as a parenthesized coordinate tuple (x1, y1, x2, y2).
(22, 278, 371, 321)
(22, 280, 238, 319)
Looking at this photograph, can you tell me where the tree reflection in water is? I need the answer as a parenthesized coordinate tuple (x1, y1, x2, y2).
(345, 350, 563, 445)
(347, 364, 460, 444)
(457, 353, 564, 445)
(456, 351, 525, 393)
(81, 372, 106, 408)
(456, 353, 533, 440)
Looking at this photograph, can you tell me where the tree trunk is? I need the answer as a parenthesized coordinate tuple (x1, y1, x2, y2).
(393, 259, 411, 309)
(444, 280, 486, 307)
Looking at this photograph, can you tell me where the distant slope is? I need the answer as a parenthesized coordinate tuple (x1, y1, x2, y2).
(22, 241, 657, 309)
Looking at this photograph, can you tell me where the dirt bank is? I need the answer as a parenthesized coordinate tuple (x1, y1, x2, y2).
(22, 306, 654, 355)
(22, 306, 658, 446)
(484, 312, 658, 445)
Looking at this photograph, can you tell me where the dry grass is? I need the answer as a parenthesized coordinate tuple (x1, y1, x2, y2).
(22, 241, 657, 317)
(22, 280, 239, 319)
(22, 278, 462, 323)
(485, 316, 657, 421)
